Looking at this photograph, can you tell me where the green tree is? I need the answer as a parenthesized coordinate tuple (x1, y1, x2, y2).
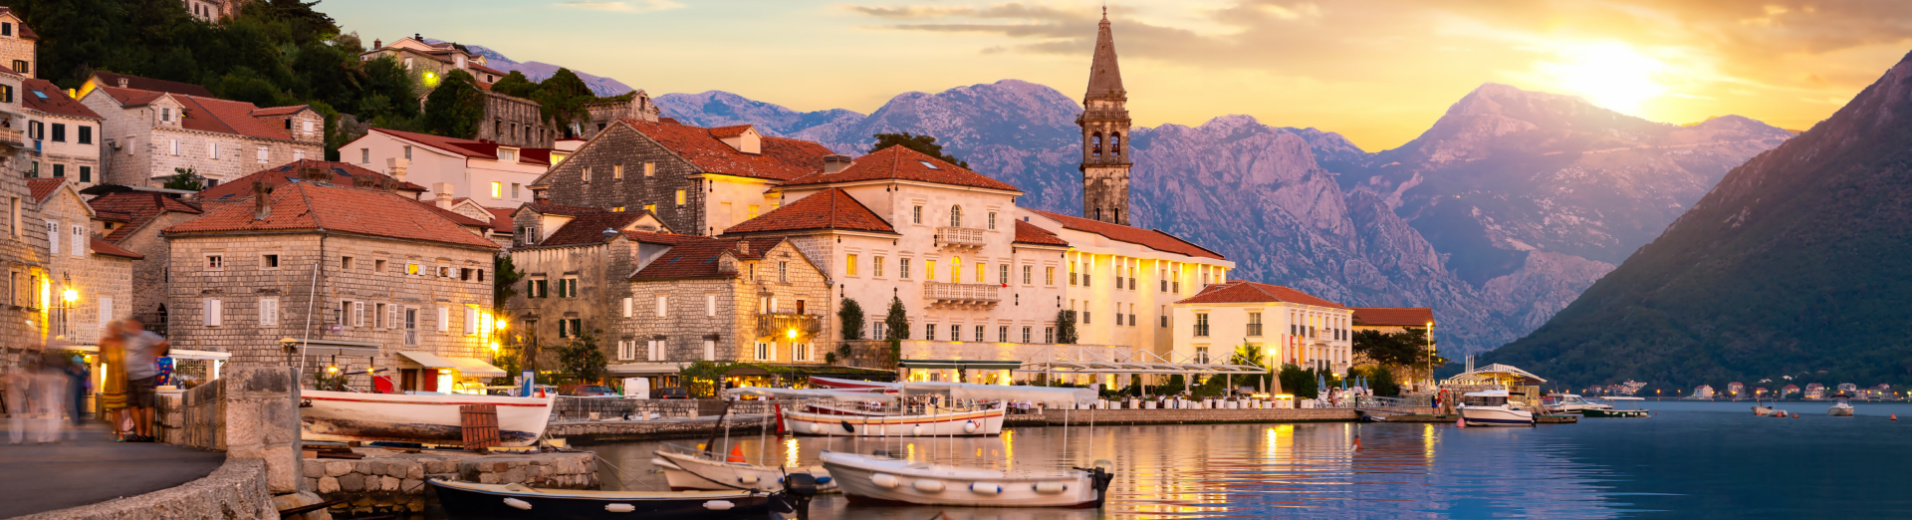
(883, 296, 910, 362)
(1354, 328, 1443, 370)
(679, 360, 740, 398)
(1352, 365, 1402, 397)
(1230, 342, 1272, 390)
(870, 132, 968, 168)
(553, 329, 608, 384)
(1055, 310, 1078, 344)
(838, 298, 865, 340)
(534, 68, 595, 132)
(493, 255, 525, 313)
(163, 168, 203, 190)
(491, 70, 539, 98)
(1278, 364, 1319, 399)
(420, 69, 484, 138)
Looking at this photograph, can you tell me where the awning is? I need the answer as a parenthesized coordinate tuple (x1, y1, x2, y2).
(445, 357, 507, 377)
(396, 351, 456, 369)
(287, 339, 381, 357)
(608, 362, 688, 375)
(900, 359, 1024, 370)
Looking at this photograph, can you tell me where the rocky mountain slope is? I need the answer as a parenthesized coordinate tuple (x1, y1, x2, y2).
(455, 43, 635, 97)
(653, 80, 1788, 354)
(1487, 51, 1912, 386)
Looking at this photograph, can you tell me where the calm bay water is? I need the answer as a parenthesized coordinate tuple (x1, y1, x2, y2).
(584, 401, 1912, 519)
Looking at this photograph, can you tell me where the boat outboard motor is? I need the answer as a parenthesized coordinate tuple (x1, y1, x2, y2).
(782, 472, 820, 520)
(1075, 459, 1118, 508)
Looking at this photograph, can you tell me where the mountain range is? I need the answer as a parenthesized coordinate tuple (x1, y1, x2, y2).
(1486, 51, 1912, 386)
(448, 42, 636, 97)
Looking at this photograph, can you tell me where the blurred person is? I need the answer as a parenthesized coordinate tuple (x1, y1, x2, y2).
(64, 347, 88, 436)
(98, 321, 130, 440)
(122, 317, 169, 442)
(33, 338, 73, 443)
(3, 344, 36, 444)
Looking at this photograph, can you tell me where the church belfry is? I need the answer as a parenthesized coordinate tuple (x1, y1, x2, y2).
(1078, 7, 1131, 225)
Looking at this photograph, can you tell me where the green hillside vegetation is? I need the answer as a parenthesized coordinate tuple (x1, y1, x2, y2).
(1486, 52, 1912, 388)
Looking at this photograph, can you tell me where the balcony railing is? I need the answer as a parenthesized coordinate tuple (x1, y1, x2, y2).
(0, 128, 23, 150)
(924, 281, 1000, 306)
(756, 311, 822, 338)
(934, 226, 986, 249)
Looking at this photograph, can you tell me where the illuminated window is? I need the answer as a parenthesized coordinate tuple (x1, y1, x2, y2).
(614, 164, 624, 179)
(846, 254, 858, 276)
(675, 190, 686, 205)
(490, 181, 502, 199)
(874, 257, 884, 277)
(644, 204, 656, 214)
(644, 162, 655, 176)
(748, 205, 759, 219)
(926, 260, 936, 281)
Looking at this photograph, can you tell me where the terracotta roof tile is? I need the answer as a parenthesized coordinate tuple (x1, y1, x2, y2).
(707, 124, 753, 138)
(249, 105, 310, 117)
(1012, 219, 1069, 247)
(0, 8, 37, 40)
(89, 191, 203, 243)
(164, 182, 498, 249)
(27, 178, 64, 203)
(620, 119, 828, 181)
(1351, 307, 1435, 328)
(780, 145, 1020, 192)
(22, 79, 101, 119)
(90, 72, 211, 97)
(485, 207, 515, 233)
(177, 95, 297, 140)
(411, 199, 493, 229)
(535, 212, 654, 247)
(522, 201, 606, 217)
(723, 188, 896, 235)
(96, 86, 166, 107)
(198, 160, 429, 201)
(1176, 281, 1345, 308)
(631, 236, 789, 281)
(369, 127, 553, 165)
(1029, 209, 1224, 260)
(89, 237, 142, 259)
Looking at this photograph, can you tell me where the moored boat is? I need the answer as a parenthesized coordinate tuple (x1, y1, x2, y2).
(820, 451, 1113, 508)
(1829, 400, 1855, 417)
(652, 443, 836, 493)
(783, 403, 1007, 437)
(1580, 396, 1649, 418)
(429, 479, 795, 520)
(300, 390, 555, 446)
(1542, 394, 1613, 414)
(1457, 389, 1534, 427)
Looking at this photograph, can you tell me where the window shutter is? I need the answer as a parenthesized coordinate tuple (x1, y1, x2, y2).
(703, 340, 715, 361)
(44, 220, 57, 254)
(437, 306, 450, 332)
(656, 295, 667, 317)
(205, 299, 222, 327)
(385, 304, 397, 331)
(100, 297, 113, 323)
(706, 295, 716, 317)
(465, 307, 478, 335)
(259, 297, 279, 327)
(69, 225, 82, 257)
(352, 301, 365, 327)
(622, 297, 632, 318)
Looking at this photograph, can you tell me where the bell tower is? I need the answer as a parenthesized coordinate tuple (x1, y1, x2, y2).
(1078, 7, 1131, 225)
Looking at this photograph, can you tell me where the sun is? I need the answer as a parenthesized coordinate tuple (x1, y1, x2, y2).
(1534, 41, 1668, 115)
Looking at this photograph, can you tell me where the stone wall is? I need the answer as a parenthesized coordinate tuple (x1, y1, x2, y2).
(507, 240, 635, 354)
(303, 449, 596, 517)
(39, 186, 135, 344)
(535, 124, 707, 233)
(548, 415, 776, 444)
(78, 90, 323, 187)
(0, 122, 51, 359)
(12, 458, 279, 520)
(476, 92, 554, 148)
(0, 13, 34, 79)
(156, 365, 305, 493)
(114, 210, 197, 330)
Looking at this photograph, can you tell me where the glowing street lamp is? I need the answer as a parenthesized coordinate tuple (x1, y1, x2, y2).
(62, 288, 78, 304)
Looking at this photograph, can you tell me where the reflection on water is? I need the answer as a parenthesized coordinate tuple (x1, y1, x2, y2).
(584, 401, 1912, 519)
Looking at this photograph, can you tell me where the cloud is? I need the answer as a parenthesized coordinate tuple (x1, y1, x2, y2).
(556, 0, 684, 13)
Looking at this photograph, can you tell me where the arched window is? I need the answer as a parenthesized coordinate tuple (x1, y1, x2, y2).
(1091, 133, 1103, 156)
(1111, 132, 1123, 155)
(950, 205, 962, 228)
(949, 256, 962, 282)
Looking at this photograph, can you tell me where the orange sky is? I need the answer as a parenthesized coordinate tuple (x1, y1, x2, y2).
(330, 0, 1912, 150)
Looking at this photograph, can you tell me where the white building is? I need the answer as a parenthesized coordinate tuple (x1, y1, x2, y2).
(1171, 280, 1355, 376)
(342, 127, 552, 208)
(1024, 209, 1233, 357)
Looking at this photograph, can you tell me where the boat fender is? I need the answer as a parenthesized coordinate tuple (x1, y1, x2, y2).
(810, 423, 823, 434)
(503, 498, 533, 510)
(738, 475, 760, 485)
(913, 479, 947, 493)
(1034, 481, 1069, 494)
(964, 420, 979, 433)
(704, 500, 735, 511)
(872, 474, 901, 489)
(970, 482, 1002, 495)
(913, 425, 923, 436)
(816, 476, 832, 485)
(604, 503, 636, 513)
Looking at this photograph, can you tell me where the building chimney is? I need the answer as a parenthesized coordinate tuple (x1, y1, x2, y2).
(116, 77, 128, 88)
(386, 157, 409, 183)
(736, 241, 749, 255)
(298, 164, 332, 183)
(252, 180, 272, 220)
(434, 182, 455, 209)
(822, 154, 853, 174)
(372, 38, 382, 49)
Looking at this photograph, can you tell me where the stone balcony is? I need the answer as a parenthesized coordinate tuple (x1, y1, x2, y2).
(934, 226, 986, 249)
(0, 128, 23, 151)
(924, 281, 1000, 307)
(755, 311, 822, 338)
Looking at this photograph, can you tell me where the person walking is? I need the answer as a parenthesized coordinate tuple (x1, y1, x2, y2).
(33, 339, 73, 443)
(98, 321, 130, 440)
(4, 345, 37, 444)
(121, 318, 169, 443)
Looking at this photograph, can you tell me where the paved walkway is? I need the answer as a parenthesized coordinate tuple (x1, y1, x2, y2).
(0, 421, 224, 518)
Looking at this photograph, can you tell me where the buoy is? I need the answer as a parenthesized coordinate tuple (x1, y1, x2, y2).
(728, 445, 745, 463)
(1456, 417, 1467, 428)
(971, 482, 1003, 495)
(913, 479, 947, 492)
(809, 423, 822, 434)
(963, 420, 980, 434)
(703, 500, 735, 511)
(872, 474, 900, 489)
(1892, 414, 1898, 421)
(1353, 435, 1361, 450)
(604, 503, 636, 513)
(503, 498, 533, 510)
(1792, 413, 1799, 419)
(912, 425, 923, 436)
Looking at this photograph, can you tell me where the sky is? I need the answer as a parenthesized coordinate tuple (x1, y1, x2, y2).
(321, 0, 1912, 151)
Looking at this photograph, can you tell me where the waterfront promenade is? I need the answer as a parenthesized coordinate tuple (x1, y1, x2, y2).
(0, 422, 223, 518)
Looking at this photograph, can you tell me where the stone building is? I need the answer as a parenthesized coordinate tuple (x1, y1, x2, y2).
(78, 73, 324, 187)
(0, 57, 51, 353)
(577, 92, 659, 139)
(1078, 9, 1132, 226)
(1027, 208, 1233, 356)
(528, 119, 833, 237)
(341, 127, 552, 207)
(21, 78, 104, 187)
(0, 7, 36, 78)
(78, 71, 214, 100)
(478, 92, 552, 148)
(162, 180, 501, 388)
(193, 159, 430, 204)
(1171, 281, 1355, 376)
(503, 210, 672, 348)
(29, 179, 139, 345)
(88, 188, 203, 330)
(360, 36, 554, 148)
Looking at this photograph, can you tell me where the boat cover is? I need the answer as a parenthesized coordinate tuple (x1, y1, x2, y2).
(902, 382, 1096, 407)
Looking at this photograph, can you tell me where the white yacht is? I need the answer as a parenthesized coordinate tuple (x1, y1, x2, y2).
(1458, 389, 1535, 427)
(1543, 394, 1613, 414)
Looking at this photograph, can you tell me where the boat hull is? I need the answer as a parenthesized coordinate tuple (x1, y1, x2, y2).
(1581, 408, 1648, 418)
(429, 479, 786, 520)
(820, 452, 1107, 508)
(784, 406, 1006, 437)
(1459, 406, 1534, 426)
(1829, 406, 1854, 417)
(301, 390, 554, 446)
(652, 449, 836, 493)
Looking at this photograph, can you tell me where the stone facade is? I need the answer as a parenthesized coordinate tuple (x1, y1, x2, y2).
(0, 11, 35, 79)
(78, 89, 324, 187)
(0, 66, 52, 364)
(37, 183, 136, 345)
(300, 450, 596, 517)
(476, 92, 553, 148)
(22, 85, 105, 188)
(107, 205, 200, 331)
(532, 124, 712, 234)
(1078, 13, 1132, 225)
(579, 92, 659, 139)
(624, 240, 832, 365)
(164, 232, 497, 376)
(505, 238, 642, 350)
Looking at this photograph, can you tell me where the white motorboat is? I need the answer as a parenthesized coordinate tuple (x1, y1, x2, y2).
(1753, 400, 1785, 417)
(301, 390, 555, 446)
(1457, 389, 1535, 427)
(652, 443, 837, 493)
(1829, 400, 1855, 417)
(783, 403, 1007, 437)
(820, 451, 1113, 508)
(1543, 394, 1613, 414)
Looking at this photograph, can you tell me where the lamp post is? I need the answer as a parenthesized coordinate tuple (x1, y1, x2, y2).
(60, 287, 78, 340)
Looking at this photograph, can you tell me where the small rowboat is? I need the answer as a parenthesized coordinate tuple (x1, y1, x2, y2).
(429, 479, 794, 520)
(821, 451, 1113, 508)
(652, 443, 836, 493)
(783, 403, 1006, 437)
(301, 390, 555, 446)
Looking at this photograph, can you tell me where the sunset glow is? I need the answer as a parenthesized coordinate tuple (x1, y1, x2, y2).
(1532, 41, 1669, 116)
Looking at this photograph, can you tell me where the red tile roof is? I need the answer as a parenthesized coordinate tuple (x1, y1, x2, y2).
(22, 79, 101, 119)
(88, 191, 203, 243)
(534, 212, 657, 247)
(780, 145, 1020, 192)
(197, 160, 429, 201)
(95, 86, 167, 107)
(723, 188, 896, 235)
(90, 72, 209, 97)
(1028, 209, 1224, 260)
(485, 207, 514, 233)
(89, 237, 142, 260)
(27, 178, 64, 203)
(411, 199, 493, 229)
(250, 105, 311, 117)
(521, 201, 606, 217)
(620, 119, 830, 181)
(176, 95, 298, 140)
(708, 124, 753, 138)
(368, 127, 553, 165)
(1351, 307, 1435, 328)
(0, 8, 37, 40)
(631, 236, 790, 281)
(164, 182, 498, 249)
(1176, 281, 1346, 308)
(1012, 219, 1069, 247)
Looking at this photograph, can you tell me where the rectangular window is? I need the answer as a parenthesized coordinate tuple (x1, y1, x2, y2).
(262, 254, 279, 268)
(512, 183, 521, 199)
(706, 294, 717, 317)
(987, 212, 996, 230)
(79, 166, 91, 183)
(373, 302, 388, 329)
(352, 301, 366, 327)
(1045, 327, 1054, 343)
(491, 181, 502, 199)
(926, 260, 936, 281)
(998, 326, 1008, 342)
(170, 139, 180, 156)
(256, 147, 268, 163)
(1247, 312, 1263, 337)
(925, 324, 936, 341)
(873, 322, 885, 340)
(44, 220, 57, 254)
(204, 298, 222, 327)
(622, 297, 633, 318)
(206, 255, 224, 269)
(748, 205, 759, 219)
(438, 306, 450, 332)
(650, 340, 666, 361)
(976, 325, 985, 342)
(778, 261, 787, 282)
(360, 148, 369, 164)
(703, 340, 716, 361)
(1045, 267, 1055, 285)
(582, 166, 591, 183)
(100, 297, 113, 325)
(78, 126, 92, 145)
(1194, 313, 1210, 337)
(655, 295, 667, 317)
(161, 108, 171, 123)
(846, 254, 858, 276)
(613, 164, 624, 179)
(1022, 265, 1032, 285)
(403, 145, 412, 159)
(644, 162, 655, 176)
(951, 325, 961, 341)
(51, 123, 64, 143)
(900, 258, 911, 279)
(210, 143, 220, 159)
(999, 264, 1009, 285)
(912, 206, 922, 224)
(755, 342, 771, 361)
(51, 164, 62, 178)
(644, 203, 657, 214)
(1021, 327, 1031, 343)
(675, 189, 686, 205)
(464, 306, 479, 335)
(293, 150, 305, 161)
(873, 257, 885, 277)
(617, 341, 635, 361)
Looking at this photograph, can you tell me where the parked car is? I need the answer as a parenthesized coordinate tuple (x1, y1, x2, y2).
(561, 384, 619, 397)
(653, 387, 690, 399)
